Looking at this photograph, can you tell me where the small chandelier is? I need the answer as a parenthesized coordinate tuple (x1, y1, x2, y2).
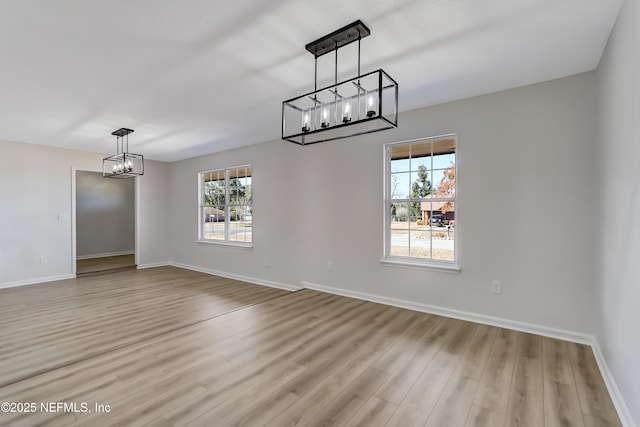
(282, 20, 398, 145)
(102, 128, 144, 178)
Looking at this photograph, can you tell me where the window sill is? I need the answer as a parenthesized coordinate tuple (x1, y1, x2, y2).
(380, 258, 461, 273)
(197, 240, 253, 249)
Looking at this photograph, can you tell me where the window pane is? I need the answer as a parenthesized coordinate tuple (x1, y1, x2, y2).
(434, 164, 456, 197)
(432, 201, 455, 261)
(391, 157, 410, 173)
(229, 165, 252, 179)
(441, 200, 455, 227)
(408, 201, 422, 224)
(409, 141, 432, 161)
(409, 169, 432, 199)
(432, 137, 455, 155)
(390, 212, 409, 256)
(390, 145, 410, 172)
(203, 205, 226, 240)
(390, 202, 411, 225)
(241, 176, 252, 204)
(203, 205, 225, 223)
(229, 166, 251, 206)
(410, 153, 430, 172)
(390, 172, 411, 199)
(229, 181, 244, 204)
(432, 153, 455, 169)
(431, 230, 454, 261)
(410, 230, 431, 259)
(229, 205, 252, 243)
(432, 169, 445, 193)
(203, 171, 225, 207)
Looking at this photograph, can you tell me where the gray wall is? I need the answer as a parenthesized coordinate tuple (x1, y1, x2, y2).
(169, 139, 304, 288)
(76, 171, 134, 258)
(137, 159, 171, 268)
(169, 71, 598, 335)
(0, 141, 170, 286)
(596, 0, 640, 423)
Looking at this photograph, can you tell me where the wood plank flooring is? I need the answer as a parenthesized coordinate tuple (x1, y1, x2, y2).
(76, 254, 136, 275)
(0, 267, 289, 387)
(0, 267, 621, 426)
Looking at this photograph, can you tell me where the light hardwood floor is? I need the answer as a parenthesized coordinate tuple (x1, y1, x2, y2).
(0, 267, 621, 426)
(76, 254, 136, 275)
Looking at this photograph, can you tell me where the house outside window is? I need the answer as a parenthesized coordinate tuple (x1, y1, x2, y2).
(384, 135, 457, 269)
(199, 165, 252, 245)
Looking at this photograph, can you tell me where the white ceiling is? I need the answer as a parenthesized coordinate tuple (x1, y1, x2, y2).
(0, 0, 623, 162)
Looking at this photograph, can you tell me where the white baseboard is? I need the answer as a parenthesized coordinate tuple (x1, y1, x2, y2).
(0, 274, 76, 290)
(590, 339, 637, 427)
(301, 280, 635, 426)
(170, 262, 303, 292)
(76, 251, 134, 260)
(301, 280, 593, 344)
(137, 262, 171, 269)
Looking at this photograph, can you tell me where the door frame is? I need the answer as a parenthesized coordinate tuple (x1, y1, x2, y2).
(71, 167, 140, 275)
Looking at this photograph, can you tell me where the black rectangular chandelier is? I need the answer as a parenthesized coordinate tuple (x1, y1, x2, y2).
(102, 128, 144, 178)
(282, 20, 398, 146)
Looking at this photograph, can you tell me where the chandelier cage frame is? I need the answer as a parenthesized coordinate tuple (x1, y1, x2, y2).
(102, 128, 144, 178)
(282, 20, 398, 146)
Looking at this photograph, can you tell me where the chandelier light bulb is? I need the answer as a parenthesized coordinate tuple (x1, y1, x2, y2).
(367, 94, 377, 117)
(321, 107, 330, 128)
(302, 112, 310, 132)
(342, 102, 351, 123)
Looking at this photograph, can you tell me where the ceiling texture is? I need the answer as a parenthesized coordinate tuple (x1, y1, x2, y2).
(0, 0, 623, 162)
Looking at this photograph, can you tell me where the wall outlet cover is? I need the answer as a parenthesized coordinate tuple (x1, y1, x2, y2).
(491, 280, 502, 294)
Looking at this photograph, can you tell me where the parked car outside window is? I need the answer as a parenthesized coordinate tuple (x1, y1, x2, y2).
(429, 215, 443, 226)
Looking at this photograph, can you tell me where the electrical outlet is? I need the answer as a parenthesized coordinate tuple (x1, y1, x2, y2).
(58, 213, 68, 221)
(491, 280, 502, 294)
(327, 260, 334, 271)
(40, 256, 48, 264)
(263, 257, 269, 268)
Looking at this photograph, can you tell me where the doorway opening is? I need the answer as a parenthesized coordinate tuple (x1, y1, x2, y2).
(73, 170, 136, 275)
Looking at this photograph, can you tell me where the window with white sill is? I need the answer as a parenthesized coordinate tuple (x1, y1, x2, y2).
(384, 135, 457, 267)
(199, 165, 252, 245)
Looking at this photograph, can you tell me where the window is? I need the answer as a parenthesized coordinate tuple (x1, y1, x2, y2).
(199, 165, 252, 245)
(384, 135, 457, 268)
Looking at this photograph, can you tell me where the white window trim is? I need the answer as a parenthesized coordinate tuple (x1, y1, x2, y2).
(198, 165, 253, 248)
(196, 239, 254, 249)
(382, 134, 459, 271)
(380, 257, 460, 273)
